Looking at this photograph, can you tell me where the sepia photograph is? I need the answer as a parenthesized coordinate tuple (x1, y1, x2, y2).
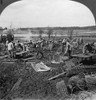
(0, 0, 96, 100)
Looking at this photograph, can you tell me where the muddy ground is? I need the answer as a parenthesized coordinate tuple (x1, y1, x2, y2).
(1, 57, 96, 100)
(0, 38, 96, 100)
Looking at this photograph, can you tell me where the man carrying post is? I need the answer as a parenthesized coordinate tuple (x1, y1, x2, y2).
(64, 39, 73, 59)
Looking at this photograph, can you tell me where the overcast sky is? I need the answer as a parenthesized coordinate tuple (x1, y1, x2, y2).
(0, 0, 95, 28)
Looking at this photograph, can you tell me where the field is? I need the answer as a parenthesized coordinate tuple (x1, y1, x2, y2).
(1, 27, 96, 100)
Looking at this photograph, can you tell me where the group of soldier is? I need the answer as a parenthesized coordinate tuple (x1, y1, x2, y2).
(1, 30, 96, 60)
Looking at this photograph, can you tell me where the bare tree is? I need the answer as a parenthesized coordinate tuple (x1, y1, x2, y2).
(47, 28, 53, 40)
(67, 29, 73, 40)
(38, 29, 43, 39)
(53, 31, 57, 41)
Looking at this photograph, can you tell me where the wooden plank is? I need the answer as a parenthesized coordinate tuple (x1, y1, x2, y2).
(23, 56, 36, 62)
(72, 53, 96, 58)
(16, 51, 28, 55)
(1, 59, 19, 63)
(3, 78, 22, 100)
(48, 72, 66, 81)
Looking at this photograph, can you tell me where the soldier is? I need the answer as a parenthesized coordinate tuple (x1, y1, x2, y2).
(64, 40, 73, 58)
(62, 38, 66, 53)
(82, 42, 93, 54)
(7, 41, 14, 58)
(7, 33, 14, 43)
(16, 40, 24, 51)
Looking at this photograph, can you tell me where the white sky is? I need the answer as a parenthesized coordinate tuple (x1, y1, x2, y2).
(0, 0, 95, 28)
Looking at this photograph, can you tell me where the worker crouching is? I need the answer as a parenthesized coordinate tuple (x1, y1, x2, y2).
(82, 42, 94, 55)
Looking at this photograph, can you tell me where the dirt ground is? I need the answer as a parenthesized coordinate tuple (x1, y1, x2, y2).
(1, 59, 96, 100)
(1, 36, 96, 100)
(12, 91, 96, 100)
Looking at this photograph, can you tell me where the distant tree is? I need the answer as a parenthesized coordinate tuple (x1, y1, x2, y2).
(7, 29, 14, 42)
(67, 29, 73, 40)
(47, 28, 53, 39)
(38, 29, 43, 39)
(53, 31, 57, 41)
(0, 34, 6, 43)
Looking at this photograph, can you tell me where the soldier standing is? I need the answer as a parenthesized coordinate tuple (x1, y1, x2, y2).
(64, 40, 73, 58)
